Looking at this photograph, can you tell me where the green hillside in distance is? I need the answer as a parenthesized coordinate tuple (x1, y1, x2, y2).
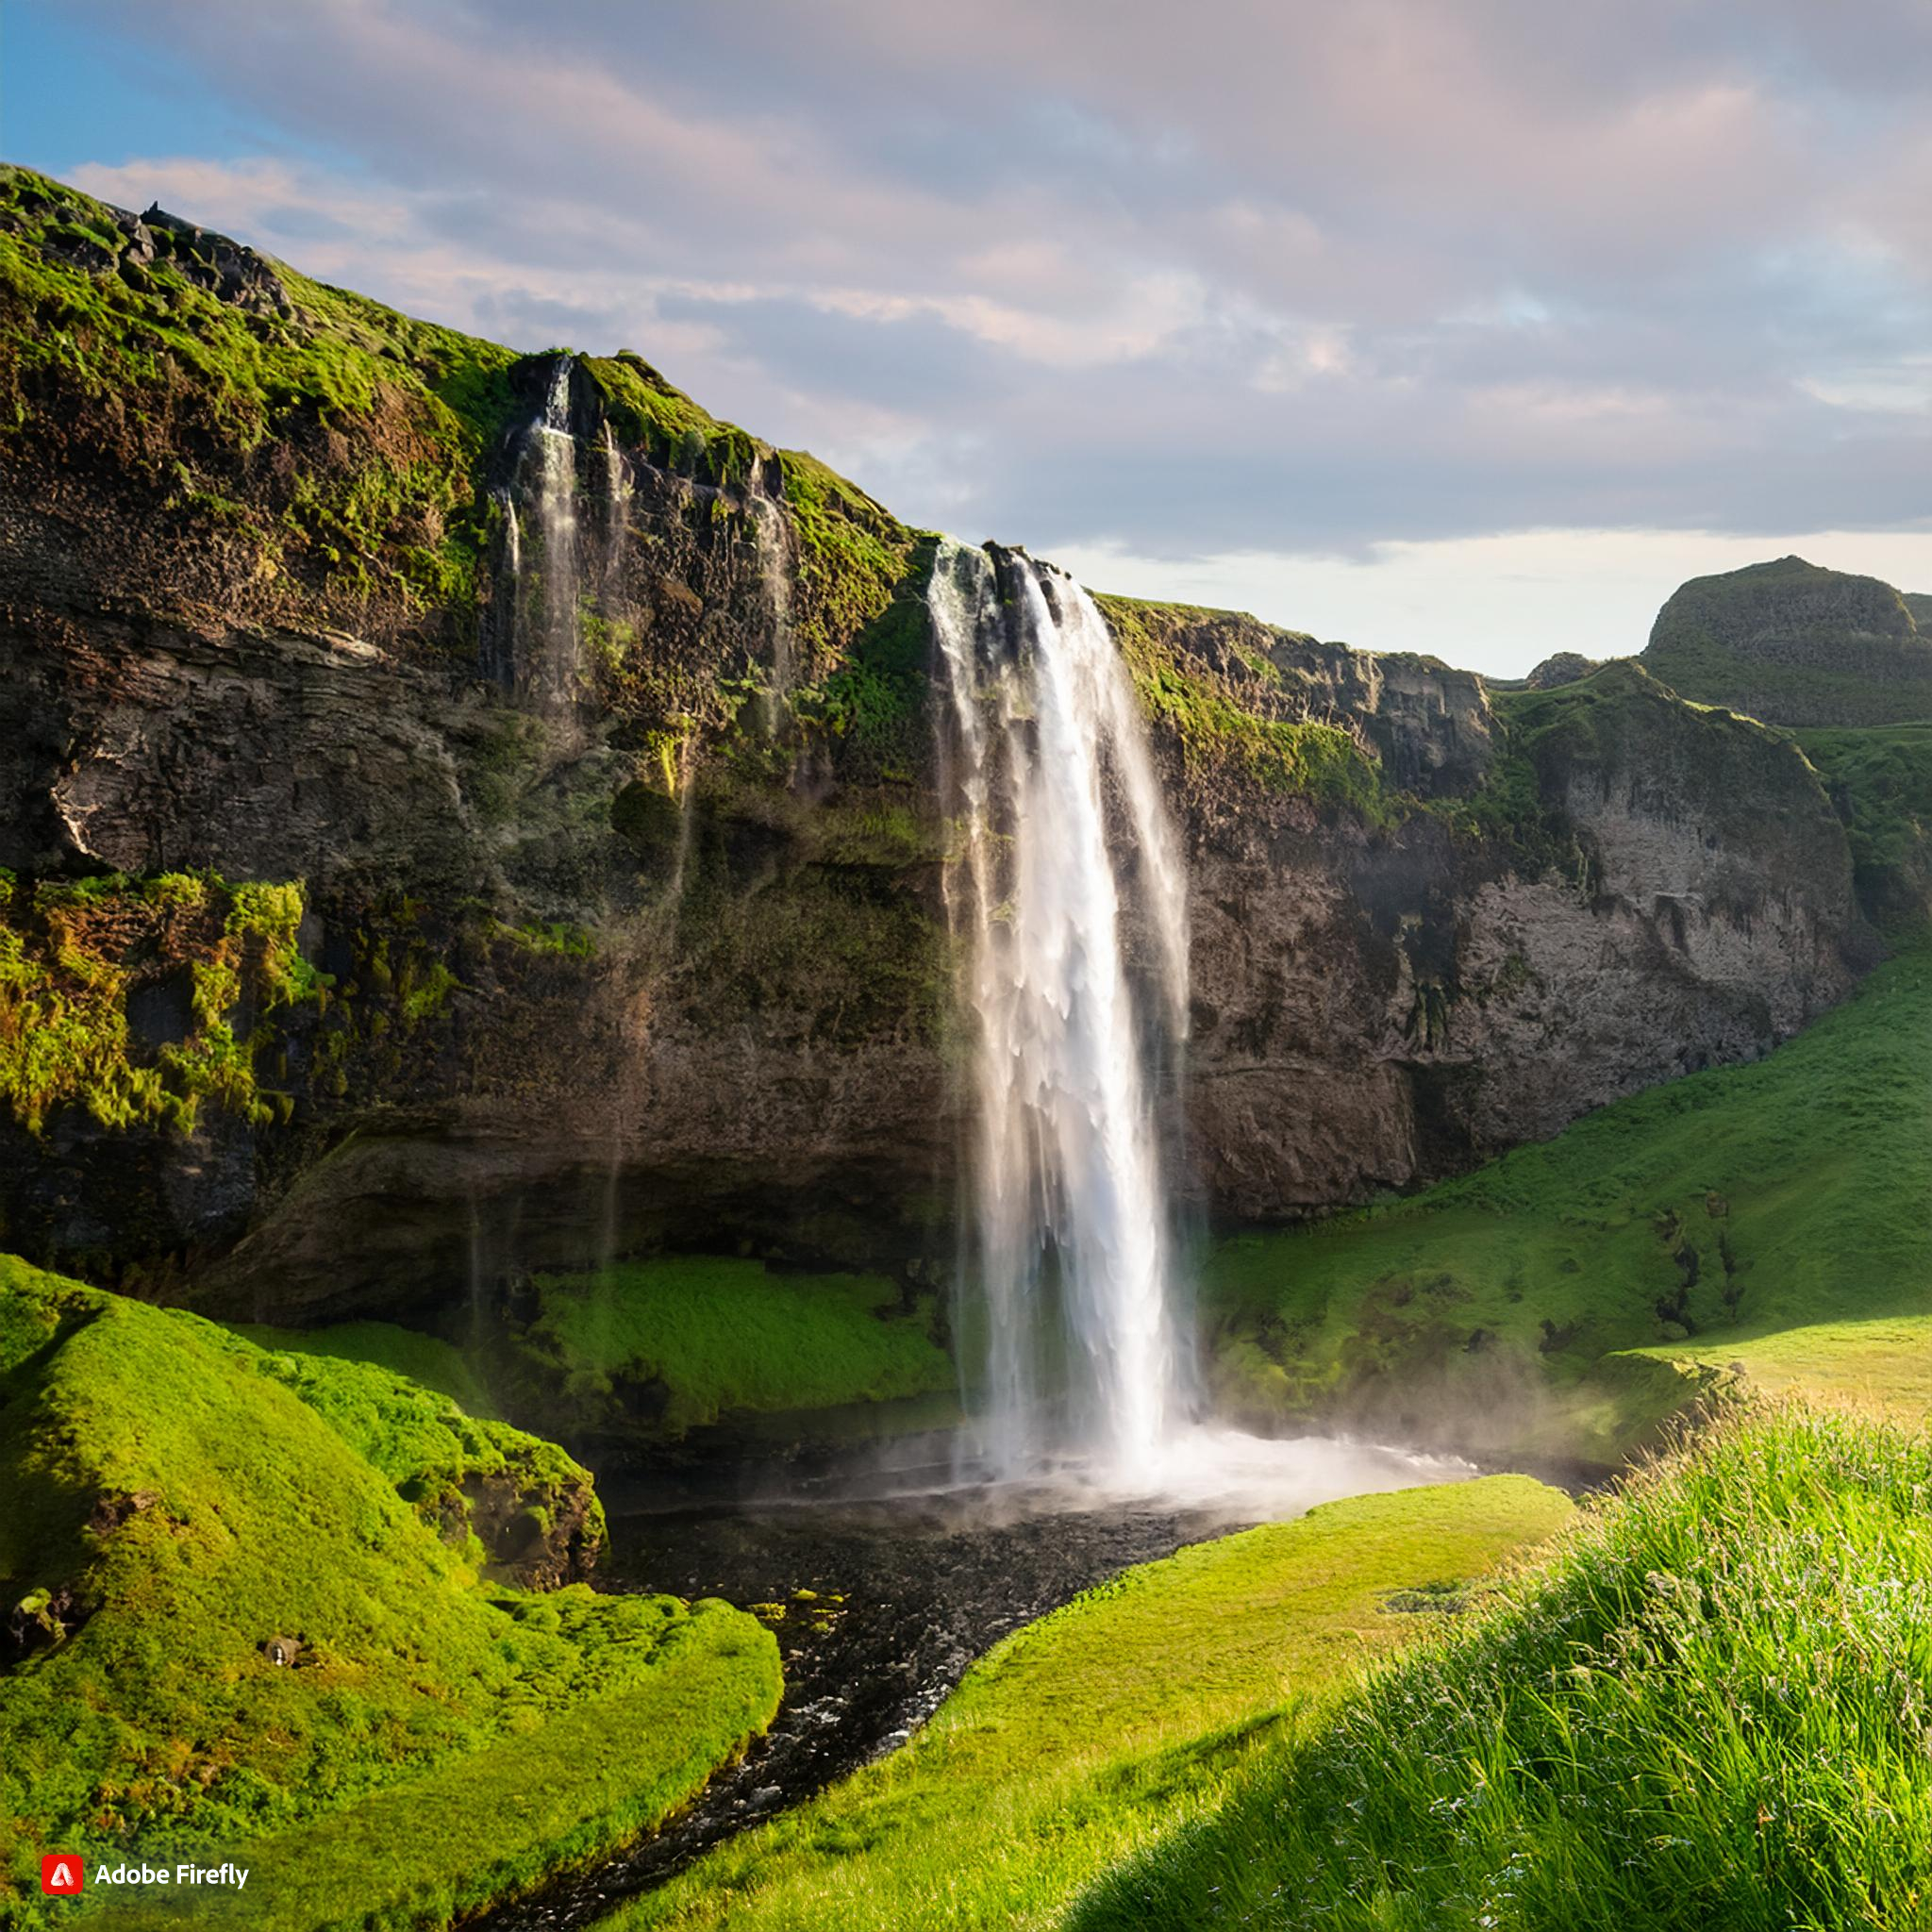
(1641, 555, 1932, 726)
(1204, 939, 1932, 1463)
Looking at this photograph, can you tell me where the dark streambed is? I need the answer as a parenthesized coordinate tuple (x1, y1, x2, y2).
(471, 1433, 1468, 1932)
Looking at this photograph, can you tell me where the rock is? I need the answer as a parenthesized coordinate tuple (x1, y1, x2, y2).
(1525, 651, 1596, 689)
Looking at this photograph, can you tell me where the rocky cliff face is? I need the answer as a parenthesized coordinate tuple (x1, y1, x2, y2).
(0, 168, 1873, 1324)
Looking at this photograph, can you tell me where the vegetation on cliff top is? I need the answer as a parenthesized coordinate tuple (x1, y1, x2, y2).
(1205, 938, 1932, 1461)
(608, 1475, 1571, 1932)
(0, 165, 521, 626)
(1078, 1407, 1932, 1932)
(1098, 593, 1403, 824)
(0, 1257, 779, 1930)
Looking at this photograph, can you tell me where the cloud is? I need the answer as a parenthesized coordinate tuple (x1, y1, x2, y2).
(38, 0, 1932, 662)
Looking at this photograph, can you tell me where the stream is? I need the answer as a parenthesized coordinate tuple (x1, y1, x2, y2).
(473, 1429, 1469, 1931)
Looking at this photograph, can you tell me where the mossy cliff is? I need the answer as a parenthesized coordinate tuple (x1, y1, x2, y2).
(0, 165, 1884, 1411)
(0, 1256, 780, 1928)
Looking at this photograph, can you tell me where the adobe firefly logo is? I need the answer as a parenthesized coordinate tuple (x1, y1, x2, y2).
(41, 1855, 84, 1895)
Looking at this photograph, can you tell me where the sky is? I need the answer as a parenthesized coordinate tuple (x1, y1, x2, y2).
(7, 0, 1932, 676)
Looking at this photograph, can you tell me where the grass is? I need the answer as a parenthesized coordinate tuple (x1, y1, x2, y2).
(1202, 939, 1932, 1461)
(603, 1475, 1573, 1932)
(521, 1257, 956, 1438)
(1635, 1315, 1932, 1426)
(0, 1257, 779, 1929)
(1074, 1406, 1932, 1932)
(1794, 722, 1932, 926)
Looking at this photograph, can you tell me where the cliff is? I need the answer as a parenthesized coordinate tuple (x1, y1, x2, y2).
(0, 167, 1874, 1336)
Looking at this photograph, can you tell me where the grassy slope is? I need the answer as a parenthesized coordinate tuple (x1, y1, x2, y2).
(229, 1319, 493, 1413)
(1795, 722, 1932, 929)
(522, 1257, 956, 1437)
(1204, 942, 1932, 1458)
(1075, 1407, 1932, 1932)
(0, 1258, 779, 1931)
(604, 1477, 1571, 1932)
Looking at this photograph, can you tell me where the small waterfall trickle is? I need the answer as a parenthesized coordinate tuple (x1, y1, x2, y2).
(528, 358, 582, 708)
(930, 540, 1191, 1489)
(748, 495, 797, 729)
(600, 422, 631, 589)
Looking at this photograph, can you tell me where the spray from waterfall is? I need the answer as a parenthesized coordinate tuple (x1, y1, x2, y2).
(931, 540, 1191, 1489)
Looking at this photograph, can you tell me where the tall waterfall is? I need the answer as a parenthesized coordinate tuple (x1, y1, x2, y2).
(931, 540, 1191, 1488)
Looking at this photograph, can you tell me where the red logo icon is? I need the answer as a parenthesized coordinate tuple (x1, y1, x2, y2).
(41, 1856, 84, 1895)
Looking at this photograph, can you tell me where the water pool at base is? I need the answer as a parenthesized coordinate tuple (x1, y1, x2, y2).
(475, 1429, 1469, 1930)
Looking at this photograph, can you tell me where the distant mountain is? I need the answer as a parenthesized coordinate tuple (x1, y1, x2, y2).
(1641, 555, 1932, 726)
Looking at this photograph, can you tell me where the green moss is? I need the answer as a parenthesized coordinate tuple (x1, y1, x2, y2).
(522, 1257, 955, 1438)
(788, 537, 941, 782)
(229, 1320, 491, 1411)
(0, 871, 327, 1135)
(221, 1324, 601, 1562)
(0, 1257, 779, 1927)
(580, 352, 758, 489)
(774, 453, 922, 664)
(1202, 940, 1932, 1461)
(0, 167, 521, 627)
(491, 918, 599, 961)
(1079, 1408, 1932, 1932)
(608, 1476, 1571, 1932)
(1099, 595, 1401, 823)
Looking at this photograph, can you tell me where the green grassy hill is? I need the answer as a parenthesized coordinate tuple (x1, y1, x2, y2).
(1203, 940, 1932, 1463)
(1641, 555, 1932, 726)
(0, 1258, 779, 1930)
(1074, 1407, 1932, 1932)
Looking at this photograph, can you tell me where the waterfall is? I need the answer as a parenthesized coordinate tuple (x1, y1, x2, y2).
(528, 358, 581, 708)
(930, 540, 1191, 1489)
(600, 422, 631, 587)
(748, 495, 797, 728)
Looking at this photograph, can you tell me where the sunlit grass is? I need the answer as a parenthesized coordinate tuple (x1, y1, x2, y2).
(605, 1476, 1573, 1932)
(1075, 1406, 1932, 1932)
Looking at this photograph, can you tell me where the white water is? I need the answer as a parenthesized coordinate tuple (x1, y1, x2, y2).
(931, 541, 1191, 1489)
(748, 494, 797, 728)
(601, 421, 631, 573)
(528, 357, 581, 708)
